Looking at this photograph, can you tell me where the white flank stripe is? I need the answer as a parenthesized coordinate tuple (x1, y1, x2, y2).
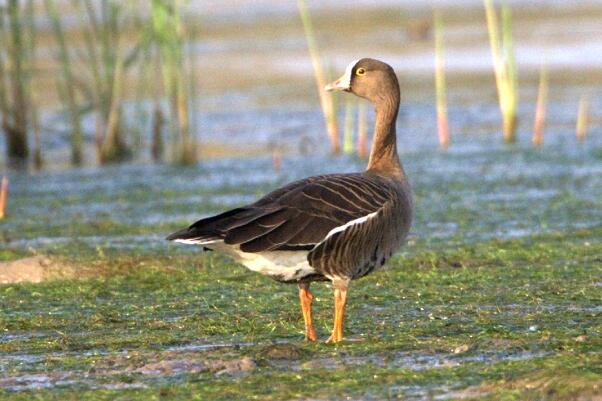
(322, 211, 378, 242)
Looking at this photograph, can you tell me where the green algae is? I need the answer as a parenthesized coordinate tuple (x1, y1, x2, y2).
(1, 227, 600, 400)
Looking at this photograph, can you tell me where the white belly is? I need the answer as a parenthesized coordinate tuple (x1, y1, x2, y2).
(206, 241, 317, 282)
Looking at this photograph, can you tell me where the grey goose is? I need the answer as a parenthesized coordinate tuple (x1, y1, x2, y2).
(167, 58, 412, 343)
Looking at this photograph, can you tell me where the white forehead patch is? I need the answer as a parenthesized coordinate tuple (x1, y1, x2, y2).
(339, 59, 361, 89)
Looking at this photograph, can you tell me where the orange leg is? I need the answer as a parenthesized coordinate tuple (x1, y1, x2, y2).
(326, 280, 349, 343)
(298, 283, 317, 341)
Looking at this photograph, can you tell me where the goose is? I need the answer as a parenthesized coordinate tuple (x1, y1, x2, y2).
(167, 58, 412, 343)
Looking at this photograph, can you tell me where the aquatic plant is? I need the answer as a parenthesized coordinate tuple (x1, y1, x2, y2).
(74, 0, 134, 164)
(484, 0, 518, 143)
(532, 62, 548, 147)
(434, 10, 450, 150)
(576, 95, 589, 142)
(297, 0, 340, 154)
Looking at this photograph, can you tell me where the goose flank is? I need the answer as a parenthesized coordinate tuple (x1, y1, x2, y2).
(167, 58, 412, 343)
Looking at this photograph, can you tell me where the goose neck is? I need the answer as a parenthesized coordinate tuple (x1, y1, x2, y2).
(366, 92, 403, 178)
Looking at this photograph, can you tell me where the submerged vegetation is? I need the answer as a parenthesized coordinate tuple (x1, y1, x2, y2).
(0, 226, 600, 399)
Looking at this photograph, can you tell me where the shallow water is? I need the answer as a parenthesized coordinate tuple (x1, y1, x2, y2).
(3, 112, 600, 254)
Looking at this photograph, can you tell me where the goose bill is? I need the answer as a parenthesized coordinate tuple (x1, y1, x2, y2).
(324, 76, 350, 92)
(325, 59, 359, 92)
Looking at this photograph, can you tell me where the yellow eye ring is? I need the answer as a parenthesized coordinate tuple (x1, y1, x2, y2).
(356, 68, 366, 76)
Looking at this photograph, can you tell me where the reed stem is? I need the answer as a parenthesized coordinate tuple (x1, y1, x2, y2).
(26, 0, 42, 169)
(297, 0, 340, 154)
(434, 10, 450, 150)
(484, 0, 518, 143)
(532, 62, 548, 147)
(151, 0, 197, 165)
(46, 0, 83, 165)
(0, 176, 7, 219)
(100, 52, 126, 163)
(151, 45, 165, 162)
(343, 97, 354, 155)
(576, 96, 589, 143)
(2, 1, 30, 168)
(357, 101, 368, 160)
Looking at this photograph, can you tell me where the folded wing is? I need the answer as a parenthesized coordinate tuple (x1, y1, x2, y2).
(166, 173, 393, 253)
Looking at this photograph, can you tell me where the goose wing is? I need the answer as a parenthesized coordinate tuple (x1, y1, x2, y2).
(167, 173, 393, 253)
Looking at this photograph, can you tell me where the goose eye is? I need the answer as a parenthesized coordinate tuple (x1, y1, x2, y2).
(356, 68, 366, 76)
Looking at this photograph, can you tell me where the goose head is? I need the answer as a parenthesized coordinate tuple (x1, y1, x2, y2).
(325, 58, 399, 102)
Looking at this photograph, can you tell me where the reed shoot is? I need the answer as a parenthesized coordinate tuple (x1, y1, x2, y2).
(0, 175, 7, 219)
(297, 0, 340, 154)
(484, 0, 518, 143)
(434, 10, 450, 150)
(532, 62, 548, 147)
(576, 96, 589, 143)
